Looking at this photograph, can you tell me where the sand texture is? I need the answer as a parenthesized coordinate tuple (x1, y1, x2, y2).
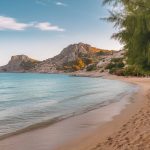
(58, 77, 150, 150)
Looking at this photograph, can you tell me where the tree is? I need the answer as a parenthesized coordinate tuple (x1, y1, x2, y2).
(103, 0, 150, 70)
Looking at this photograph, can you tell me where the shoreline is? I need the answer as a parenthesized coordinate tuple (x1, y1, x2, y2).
(0, 73, 149, 150)
(57, 75, 150, 150)
(0, 91, 132, 141)
(0, 73, 134, 141)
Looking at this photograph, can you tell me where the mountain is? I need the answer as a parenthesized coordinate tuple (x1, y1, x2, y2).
(0, 43, 122, 73)
(32, 43, 115, 73)
(0, 55, 40, 72)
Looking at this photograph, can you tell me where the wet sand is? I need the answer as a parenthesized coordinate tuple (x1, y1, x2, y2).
(0, 76, 149, 150)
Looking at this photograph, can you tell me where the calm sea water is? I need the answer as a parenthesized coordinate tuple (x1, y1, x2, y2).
(0, 73, 137, 137)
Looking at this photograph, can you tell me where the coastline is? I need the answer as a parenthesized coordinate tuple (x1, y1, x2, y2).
(57, 75, 150, 150)
(0, 73, 149, 150)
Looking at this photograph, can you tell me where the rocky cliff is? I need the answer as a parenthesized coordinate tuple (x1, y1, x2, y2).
(0, 55, 40, 72)
(0, 43, 123, 73)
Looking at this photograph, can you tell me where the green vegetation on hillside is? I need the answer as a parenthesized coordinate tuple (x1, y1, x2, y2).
(103, 0, 150, 76)
(105, 58, 124, 75)
(21, 60, 40, 70)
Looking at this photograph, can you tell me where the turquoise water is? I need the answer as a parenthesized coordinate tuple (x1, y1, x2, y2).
(0, 73, 137, 137)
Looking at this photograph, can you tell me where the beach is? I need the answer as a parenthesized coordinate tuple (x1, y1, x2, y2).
(0, 75, 149, 150)
(0, 0, 149, 149)
(58, 76, 150, 150)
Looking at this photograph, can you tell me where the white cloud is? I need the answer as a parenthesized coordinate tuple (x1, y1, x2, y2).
(35, 0, 67, 7)
(56, 2, 67, 6)
(0, 16, 30, 31)
(35, 0, 51, 6)
(35, 22, 65, 31)
(0, 16, 65, 32)
(36, 0, 47, 6)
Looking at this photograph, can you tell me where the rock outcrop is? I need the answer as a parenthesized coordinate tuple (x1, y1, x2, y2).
(97, 50, 124, 68)
(0, 55, 40, 72)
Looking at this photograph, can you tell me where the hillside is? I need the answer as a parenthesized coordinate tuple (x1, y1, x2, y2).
(32, 43, 117, 73)
(0, 43, 123, 73)
(0, 55, 40, 72)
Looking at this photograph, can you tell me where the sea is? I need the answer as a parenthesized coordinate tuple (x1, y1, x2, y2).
(0, 73, 138, 138)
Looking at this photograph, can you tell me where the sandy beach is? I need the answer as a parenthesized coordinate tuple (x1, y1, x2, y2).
(58, 76, 150, 150)
(93, 77, 150, 150)
(1, 0, 149, 149)
(0, 75, 150, 150)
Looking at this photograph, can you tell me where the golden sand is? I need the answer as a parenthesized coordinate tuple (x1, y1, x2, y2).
(58, 77, 150, 150)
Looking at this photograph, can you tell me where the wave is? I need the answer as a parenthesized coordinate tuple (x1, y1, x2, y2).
(58, 90, 105, 103)
(0, 90, 136, 141)
(0, 86, 16, 90)
(0, 100, 58, 120)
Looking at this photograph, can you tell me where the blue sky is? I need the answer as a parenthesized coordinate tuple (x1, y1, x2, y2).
(0, 0, 121, 65)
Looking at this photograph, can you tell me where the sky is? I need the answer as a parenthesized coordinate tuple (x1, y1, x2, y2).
(0, 0, 122, 65)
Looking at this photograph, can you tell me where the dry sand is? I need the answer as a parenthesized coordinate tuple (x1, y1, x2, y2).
(94, 77, 150, 150)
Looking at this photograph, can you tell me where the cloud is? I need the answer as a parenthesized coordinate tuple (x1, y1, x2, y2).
(36, 0, 47, 6)
(35, 0, 51, 6)
(35, 22, 65, 31)
(56, 2, 67, 6)
(36, 0, 67, 7)
(0, 16, 30, 31)
(0, 16, 65, 32)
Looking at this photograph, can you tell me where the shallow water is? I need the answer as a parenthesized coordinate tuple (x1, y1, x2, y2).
(0, 73, 137, 137)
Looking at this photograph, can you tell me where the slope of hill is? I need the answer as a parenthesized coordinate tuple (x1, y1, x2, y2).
(32, 43, 115, 73)
(0, 43, 123, 73)
(0, 55, 40, 72)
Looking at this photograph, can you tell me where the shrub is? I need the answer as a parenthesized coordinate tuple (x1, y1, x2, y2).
(72, 65, 80, 71)
(97, 51, 105, 56)
(111, 58, 123, 63)
(20, 61, 38, 70)
(83, 58, 93, 65)
(105, 63, 115, 70)
(117, 62, 125, 68)
(77, 58, 85, 68)
(62, 58, 85, 72)
(86, 64, 97, 71)
(109, 68, 117, 74)
(106, 57, 125, 75)
(113, 69, 124, 76)
(122, 66, 144, 76)
(111, 65, 150, 77)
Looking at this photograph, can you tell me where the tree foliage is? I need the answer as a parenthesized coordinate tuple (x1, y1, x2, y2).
(103, 0, 150, 70)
